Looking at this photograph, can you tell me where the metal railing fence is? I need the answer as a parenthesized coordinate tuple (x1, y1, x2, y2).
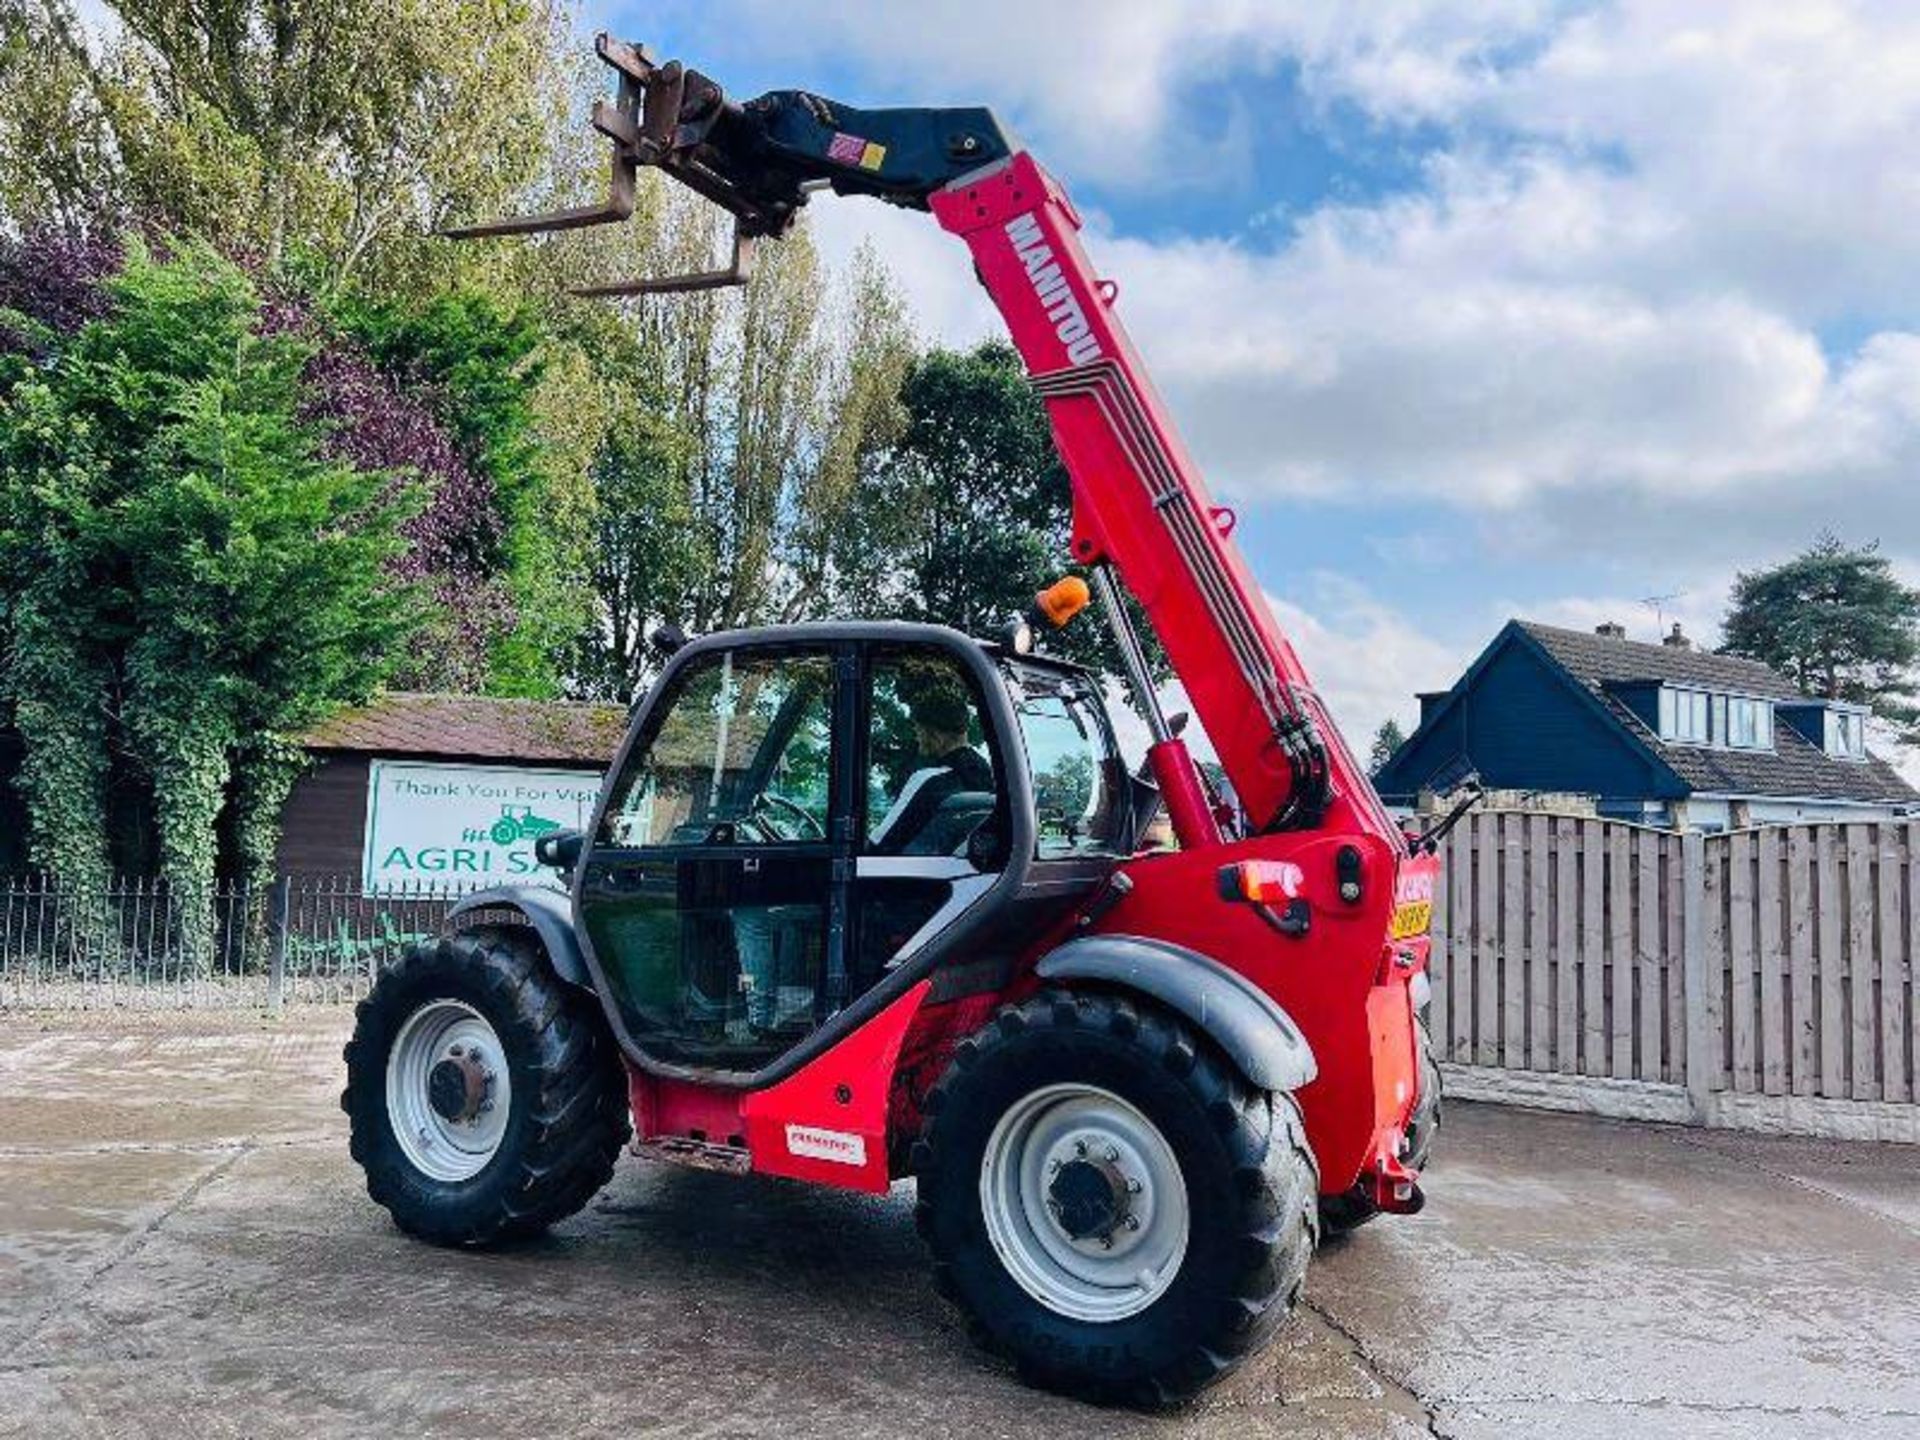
(0, 874, 509, 1011)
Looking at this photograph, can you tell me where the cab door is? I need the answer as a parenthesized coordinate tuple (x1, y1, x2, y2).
(578, 644, 852, 1074)
(852, 643, 1008, 991)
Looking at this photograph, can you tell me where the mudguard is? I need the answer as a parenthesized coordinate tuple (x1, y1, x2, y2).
(445, 885, 593, 991)
(1035, 934, 1317, 1093)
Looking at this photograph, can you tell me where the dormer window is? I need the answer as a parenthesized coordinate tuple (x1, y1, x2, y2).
(1658, 687, 1709, 743)
(1651, 686, 1773, 749)
(1726, 697, 1772, 750)
(1828, 708, 1868, 760)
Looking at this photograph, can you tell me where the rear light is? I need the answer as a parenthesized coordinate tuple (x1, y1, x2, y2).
(1215, 860, 1305, 905)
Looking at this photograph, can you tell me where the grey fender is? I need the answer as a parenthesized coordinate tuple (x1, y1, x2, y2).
(446, 885, 593, 992)
(1035, 934, 1317, 1093)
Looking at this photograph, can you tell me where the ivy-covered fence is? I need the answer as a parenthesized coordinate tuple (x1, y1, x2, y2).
(0, 875, 501, 1011)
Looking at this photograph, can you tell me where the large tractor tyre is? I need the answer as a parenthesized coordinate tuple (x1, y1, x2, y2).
(1318, 1018, 1443, 1238)
(343, 925, 629, 1247)
(914, 990, 1320, 1407)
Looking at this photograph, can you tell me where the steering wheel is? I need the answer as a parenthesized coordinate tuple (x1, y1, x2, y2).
(748, 792, 826, 841)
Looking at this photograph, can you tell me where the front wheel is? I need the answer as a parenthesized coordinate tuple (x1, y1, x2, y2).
(914, 991, 1319, 1406)
(343, 925, 629, 1246)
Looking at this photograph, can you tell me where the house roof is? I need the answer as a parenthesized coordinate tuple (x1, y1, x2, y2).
(1517, 623, 1917, 806)
(301, 692, 626, 766)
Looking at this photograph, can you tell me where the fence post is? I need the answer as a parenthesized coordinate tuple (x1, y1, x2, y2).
(1681, 831, 1711, 1123)
(266, 876, 291, 1015)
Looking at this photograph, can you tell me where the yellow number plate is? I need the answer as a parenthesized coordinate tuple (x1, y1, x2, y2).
(1390, 900, 1432, 939)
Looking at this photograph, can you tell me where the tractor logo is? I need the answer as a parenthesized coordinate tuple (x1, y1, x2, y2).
(1005, 212, 1103, 365)
(469, 805, 563, 847)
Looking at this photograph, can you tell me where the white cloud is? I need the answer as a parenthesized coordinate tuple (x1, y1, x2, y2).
(1109, 580, 1468, 772)
(644, 1, 1560, 189)
(1263, 577, 1468, 743)
(760, 2, 1920, 584)
(804, 201, 995, 350)
(658, 0, 1920, 774)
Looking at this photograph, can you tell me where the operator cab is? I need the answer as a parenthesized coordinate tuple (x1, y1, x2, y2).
(573, 624, 1135, 1077)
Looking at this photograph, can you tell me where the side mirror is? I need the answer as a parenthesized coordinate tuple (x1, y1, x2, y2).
(534, 828, 586, 872)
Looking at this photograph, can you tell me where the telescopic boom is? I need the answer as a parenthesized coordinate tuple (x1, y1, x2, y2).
(449, 35, 1401, 856)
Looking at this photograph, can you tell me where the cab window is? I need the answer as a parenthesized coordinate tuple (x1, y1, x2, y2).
(599, 649, 833, 848)
(1008, 665, 1130, 859)
(864, 648, 998, 857)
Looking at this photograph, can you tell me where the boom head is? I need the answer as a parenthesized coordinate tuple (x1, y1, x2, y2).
(444, 34, 1014, 296)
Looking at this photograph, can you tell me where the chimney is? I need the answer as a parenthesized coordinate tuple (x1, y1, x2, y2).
(1594, 621, 1627, 640)
(1663, 622, 1691, 651)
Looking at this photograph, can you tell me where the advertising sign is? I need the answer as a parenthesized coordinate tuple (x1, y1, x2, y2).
(363, 761, 603, 894)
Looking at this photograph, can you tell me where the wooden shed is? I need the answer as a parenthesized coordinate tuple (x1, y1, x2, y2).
(279, 693, 627, 882)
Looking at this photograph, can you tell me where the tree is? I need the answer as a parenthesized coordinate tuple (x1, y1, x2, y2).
(0, 0, 571, 294)
(1368, 718, 1406, 776)
(333, 288, 591, 696)
(0, 1, 117, 234)
(0, 239, 419, 960)
(570, 412, 705, 701)
(568, 203, 915, 699)
(1721, 533, 1920, 743)
(837, 340, 1165, 688)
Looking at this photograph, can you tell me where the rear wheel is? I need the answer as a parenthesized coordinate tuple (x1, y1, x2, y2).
(915, 991, 1319, 1407)
(343, 925, 629, 1246)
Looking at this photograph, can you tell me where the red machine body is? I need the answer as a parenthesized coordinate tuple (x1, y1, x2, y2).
(455, 39, 1437, 1210)
(610, 150, 1433, 1208)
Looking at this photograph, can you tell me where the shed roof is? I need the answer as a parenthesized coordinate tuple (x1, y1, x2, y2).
(301, 692, 626, 766)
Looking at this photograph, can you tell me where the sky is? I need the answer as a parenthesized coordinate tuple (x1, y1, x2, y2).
(594, 1, 1920, 775)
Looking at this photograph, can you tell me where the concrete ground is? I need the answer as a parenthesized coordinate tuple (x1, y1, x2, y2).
(1, 1014, 1916, 1440)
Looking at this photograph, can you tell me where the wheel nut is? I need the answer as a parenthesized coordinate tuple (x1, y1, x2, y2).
(1126, 1178, 1143, 1194)
(1074, 1140, 1087, 1158)
(448, 1045, 464, 1058)
(1104, 1145, 1119, 1162)
(1125, 1215, 1141, 1231)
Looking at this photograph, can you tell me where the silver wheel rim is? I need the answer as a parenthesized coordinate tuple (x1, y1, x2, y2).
(385, 1000, 512, 1183)
(979, 1083, 1190, 1322)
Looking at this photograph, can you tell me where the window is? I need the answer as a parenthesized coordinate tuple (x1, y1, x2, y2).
(1008, 665, 1130, 859)
(1659, 687, 1709, 744)
(1725, 697, 1772, 750)
(864, 649, 998, 856)
(598, 649, 834, 847)
(1828, 708, 1867, 760)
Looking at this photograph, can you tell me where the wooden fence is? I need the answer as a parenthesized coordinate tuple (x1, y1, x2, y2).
(1429, 813, 1919, 1138)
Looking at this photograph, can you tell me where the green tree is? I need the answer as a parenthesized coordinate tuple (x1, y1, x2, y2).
(840, 340, 1164, 688)
(1721, 533, 1920, 743)
(0, 1, 115, 232)
(568, 204, 914, 696)
(0, 240, 418, 959)
(333, 288, 593, 697)
(570, 411, 705, 701)
(1368, 718, 1406, 776)
(0, 0, 571, 293)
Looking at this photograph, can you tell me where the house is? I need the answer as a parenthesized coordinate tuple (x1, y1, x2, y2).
(1373, 620, 1920, 830)
(278, 692, 626, 886)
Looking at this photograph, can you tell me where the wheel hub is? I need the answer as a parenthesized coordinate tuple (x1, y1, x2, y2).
(385, 1001, 512, 1183)
(1046, 1155, 1131, 1241)
(427, 1049, 492, 1125)
(980, 1085, 1190, 1323)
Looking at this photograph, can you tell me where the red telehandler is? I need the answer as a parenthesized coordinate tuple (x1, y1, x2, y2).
(342, 36, 1443, 1405)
